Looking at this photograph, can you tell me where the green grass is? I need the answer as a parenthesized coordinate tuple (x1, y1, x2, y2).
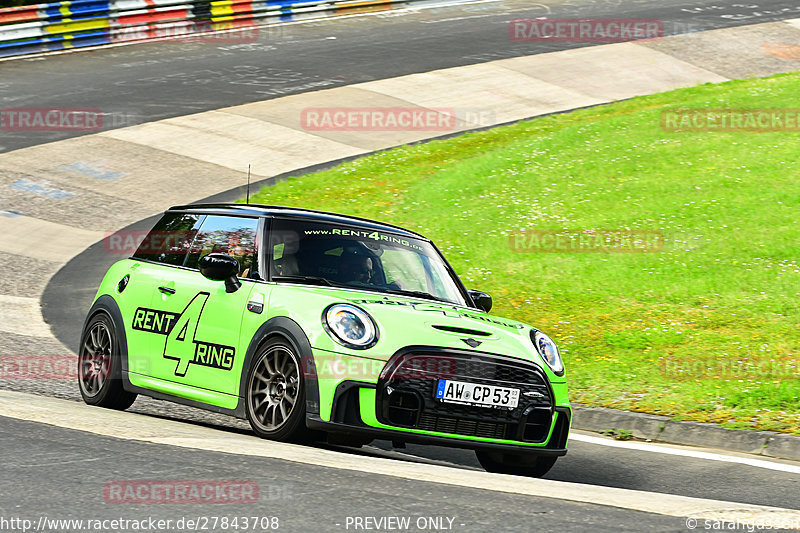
(0, 0, 36, 7)
(248, 72, 800, 435)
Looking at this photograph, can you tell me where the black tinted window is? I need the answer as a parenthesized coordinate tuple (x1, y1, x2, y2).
(184, 215, 260, 278)
(132, 213, 203, 266)
(268, 219, 466, 305)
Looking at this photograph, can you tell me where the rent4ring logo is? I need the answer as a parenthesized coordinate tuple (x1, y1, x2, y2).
(132, 293, 236, 377)
(509, 18, 664, 42)
(0, 108, 104, 132)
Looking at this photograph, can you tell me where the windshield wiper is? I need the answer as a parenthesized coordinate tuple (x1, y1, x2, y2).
(382, 288, 444, 302)
(271, 275, 342, 287)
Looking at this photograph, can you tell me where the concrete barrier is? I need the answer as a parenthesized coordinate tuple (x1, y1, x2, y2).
(0, 0, 410, 58)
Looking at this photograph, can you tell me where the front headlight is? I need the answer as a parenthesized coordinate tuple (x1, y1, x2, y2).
(531, 330, 564, 376)
(323, 304, 378, 349)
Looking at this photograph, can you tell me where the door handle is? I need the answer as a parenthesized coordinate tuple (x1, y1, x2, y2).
(158, 286, 176, 295)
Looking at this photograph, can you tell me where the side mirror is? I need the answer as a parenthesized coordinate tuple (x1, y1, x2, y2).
(467, 290, 492, 313)
(199, 253, 241, 293)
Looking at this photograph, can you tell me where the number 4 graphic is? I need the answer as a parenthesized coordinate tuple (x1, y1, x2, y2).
(164, 293, 210, 377)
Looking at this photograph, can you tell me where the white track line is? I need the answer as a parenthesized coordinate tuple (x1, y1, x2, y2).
(570, 433, 800, 475)
(1, 389, 799, 528)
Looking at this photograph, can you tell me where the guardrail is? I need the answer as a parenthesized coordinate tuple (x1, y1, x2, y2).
(0, 0, 404, 58)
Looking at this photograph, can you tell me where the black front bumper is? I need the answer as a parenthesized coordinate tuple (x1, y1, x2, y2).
(306, 407, 570, 457)
(308, 353, 571, 458)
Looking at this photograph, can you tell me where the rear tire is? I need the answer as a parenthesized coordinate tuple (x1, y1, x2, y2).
(475, 450, 557, 478)
(245, 338, 310, 442)
(78, 313, 137, 410)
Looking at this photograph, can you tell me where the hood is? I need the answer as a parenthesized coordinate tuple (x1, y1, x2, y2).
(280, 286, 548, 370)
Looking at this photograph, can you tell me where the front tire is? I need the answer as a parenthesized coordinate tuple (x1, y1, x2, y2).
(245, 338, 309, 442)
(78, 312, 137, 410)
(475, 450, 557, 478)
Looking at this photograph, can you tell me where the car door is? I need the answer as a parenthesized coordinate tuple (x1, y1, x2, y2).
(136, 214, 262, 408)
(125, 211, 205, 380)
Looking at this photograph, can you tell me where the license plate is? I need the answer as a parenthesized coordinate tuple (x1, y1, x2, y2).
(435, 379, 520, 409)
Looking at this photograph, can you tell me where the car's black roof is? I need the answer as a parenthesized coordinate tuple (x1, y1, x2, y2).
(167, 203, 427, 240)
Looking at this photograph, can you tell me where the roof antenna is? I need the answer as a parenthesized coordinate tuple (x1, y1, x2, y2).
(246, 164, 251, 204)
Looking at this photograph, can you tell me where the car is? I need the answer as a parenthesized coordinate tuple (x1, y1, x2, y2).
(79, 204, 571, 477)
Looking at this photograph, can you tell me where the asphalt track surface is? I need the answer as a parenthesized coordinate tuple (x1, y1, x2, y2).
(3, 0, 800, 529)
(2, 0, 800, 154)
(0, 416, 686, 532)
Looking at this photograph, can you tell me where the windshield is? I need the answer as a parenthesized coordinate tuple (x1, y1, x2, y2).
(268, 219, 467, 305)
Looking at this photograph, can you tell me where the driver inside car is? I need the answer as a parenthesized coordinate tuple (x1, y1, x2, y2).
(340, 255, 374, 284)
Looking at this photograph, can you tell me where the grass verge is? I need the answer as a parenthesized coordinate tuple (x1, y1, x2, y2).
(248, 72, 800, 434)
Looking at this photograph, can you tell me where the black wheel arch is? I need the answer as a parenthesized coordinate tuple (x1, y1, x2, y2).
(240, 316, 321, 419)
(82, 295, 128, 375)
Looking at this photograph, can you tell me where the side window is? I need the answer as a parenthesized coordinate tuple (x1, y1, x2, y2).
(270, 229, 301, 277)
(183, 216, 260, 279)
(132, 213, 203, 266)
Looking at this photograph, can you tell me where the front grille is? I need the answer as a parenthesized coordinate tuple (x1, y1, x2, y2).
(418, 413, 507, 439)
(377, 349, 554, 442)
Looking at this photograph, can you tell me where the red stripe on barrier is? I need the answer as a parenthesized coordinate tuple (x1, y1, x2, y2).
(0, 5, 42, 25)
(116, 8, 191, 25)
(230, 17, 255, 28)
(230, 2, 253, 15)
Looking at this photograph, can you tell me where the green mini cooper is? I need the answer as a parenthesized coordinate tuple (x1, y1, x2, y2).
(80, 204, 570, 476)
